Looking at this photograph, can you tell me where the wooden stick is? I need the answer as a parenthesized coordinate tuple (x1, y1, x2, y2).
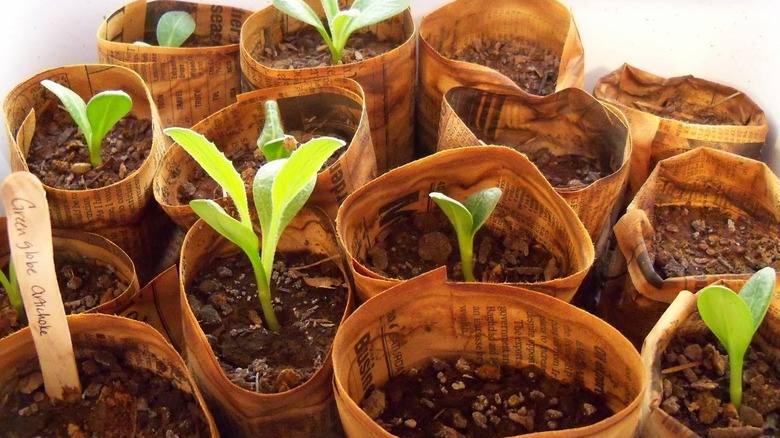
(1, 172, 81, 401)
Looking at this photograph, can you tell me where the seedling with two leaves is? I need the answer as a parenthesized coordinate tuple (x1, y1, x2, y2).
(272, 0, 409, 65)
(135, 11, 197, 47)
(429, 188, 503, 282)
(696, 266, 776, 408)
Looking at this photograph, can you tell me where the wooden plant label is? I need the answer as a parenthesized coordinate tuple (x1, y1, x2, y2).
(1, 172, 81, 400)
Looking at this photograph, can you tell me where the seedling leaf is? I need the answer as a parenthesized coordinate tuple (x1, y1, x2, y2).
(464, 187, 502, 235)
(272, 0, 328, 34)
(739, 266, 776, 329)
(190, 199, 259, 257)
(157, 11, 196, 47)
(40, 80, 89, 141)
(346, 0, 407, 35)
(86, 91, 132, 167)
(430, 193, 473, 241)
(0, 259, 24, 322)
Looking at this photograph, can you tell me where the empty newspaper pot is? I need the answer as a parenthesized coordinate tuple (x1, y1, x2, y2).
(239, 0, 415, 173)
(332, 267, 646, 437)
(438, 86, 631, 244)
(417, 0, 585, 155)
(154, 77, 375, 229)
(178, 207, 354, 436)
(335, 146, 594, 303)
(608, 147, 780, 346)
(593, 64, 768, 194)
(98, 0, 254, 127)
(0, 313, 219, 436)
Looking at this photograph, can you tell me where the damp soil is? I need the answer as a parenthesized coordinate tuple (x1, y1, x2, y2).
(0, 347, 209, 437)
(0, 253, 129, 339)
(365, 210, 561, 283)
(445, 37, 560, 96)
(26, 104, 153, 190)
(186, 251, 348, 393)
(255, 27, 399, 69)
(630, 94, 742, 126)
(660, 330, 780, 437)
(362, 356, 611, 437)
(649, 205, 780, 279)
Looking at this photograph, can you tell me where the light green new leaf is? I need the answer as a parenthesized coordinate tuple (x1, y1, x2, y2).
(346, 0, 408, 35)
(86, 90, 132, 166)
(464, 188, 502, 235)
(0, 259, 23, 321)
(698, 285, 756, 355)
(257, 101, 285, 150)
(253, 158, 286, 258)
(430, 192, 473, 241)
(330, 10, 359, 54)
(157, 11, 196, 47)
(272, 0, 327, 34)
(322, 0, 339, 25)
(165, 127, 251, 227)
(40, 80, 89, 141)
(739, 266, 776, 329)
(190, 199, 259, 257)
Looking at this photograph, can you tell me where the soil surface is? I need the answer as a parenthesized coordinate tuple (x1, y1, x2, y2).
(362, 356, 611, 437)
(650, 205, 780, 279)
(0, 254, 128, 339)
(0, 347, 209, 437)
(27, 104, 152, 190)
(143, 32, 237, 47)
(445, 37, 560, 96)
(630, 94, 741, 125)
(256, 27, 399, 69)
(365, 210, 561, 283)
(660, 330, 780, 437)
(187, 250, 348, 393)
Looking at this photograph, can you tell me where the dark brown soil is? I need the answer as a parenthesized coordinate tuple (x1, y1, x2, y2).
(650, 205, 780, 279)
(187, 251, 348, 393)
(27, 104, 152, 190)
(0, 347, 209, 437)
(660, 330, 780, 437)
(255, 27, 399, 68)
(630, 94, 741, 125)
(0, 253, 129, 339)
(362, 356, 611, 437)
(445, 37, 560, 96)
(365, 210, 561, 283)
(143, 32, 237, 47)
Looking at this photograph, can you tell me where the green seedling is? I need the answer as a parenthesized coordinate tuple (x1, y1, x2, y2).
(40, 80, 132, 169)
(696, 266, 776, 408)
(429, 188, 502, 282)
(272, 0, 409, 65)
(166, 127, 344, 332)
(256, 100, 297, 161)
(157, 11, 196, 47)
(0, 259, 24, 322)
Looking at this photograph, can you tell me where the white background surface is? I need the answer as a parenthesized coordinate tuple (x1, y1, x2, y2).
(1, 0, 778, 215)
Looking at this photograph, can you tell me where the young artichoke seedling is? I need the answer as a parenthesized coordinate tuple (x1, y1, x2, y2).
(696, 266, 776, 408)
(272, 0, 410, 65)
(166, 126, 344, 332)
(134, 11, 196, 47)
(40, 80, 132, 169)
(256, 100, 298, 161)
(429, 187, 502, 282)
(0, 259, 24, 322)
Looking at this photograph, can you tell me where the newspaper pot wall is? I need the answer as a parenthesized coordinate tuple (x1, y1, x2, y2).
(154, 78, 375, 229)
(98, 0, 254, 128)
(640, 287, 780, 437)
(178, 207, 354, 436)
(3, 64, 169, 282)
(607, 147, 780, 346)
(239, 0, 415, 174)
(417, 0, 585, 156)
(593, 64, 768, 195)
(336, 146, 594, 303)
(0, 313, 219, 436)
(332, 267, 645, 437)
(438, 86, 631, 244)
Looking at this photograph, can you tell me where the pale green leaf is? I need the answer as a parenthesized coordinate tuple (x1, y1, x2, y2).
(346, 0, 408, 35)
(40, 80, 90, 142)
(253, 158, 284, 258)
(272, 0, 327, 33)
(739, 266, 776, 330)
(190, 199, 258, 257)
(156, 11, 196, 47)
(85, 90, 132, 167)
(322, 0, 339, 26)
(463, 187, 502, 236)
(430, 192, 473, 242)
(329, 10, 359, 56)
(165, 127, 251, 227)
(698, 285, 756, 361)
(257, 100, 285, 150)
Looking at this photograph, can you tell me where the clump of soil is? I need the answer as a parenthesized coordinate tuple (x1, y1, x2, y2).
(256, 27, 399, 69)
(187, 251, 348, 393)
(26, 104, 152, 190)
(660, 329, 780, 437)
(649, 205, 780, 279)
(630, 94, 741, 125)
(365, 210, 561, 283)
(0, 254, 128, 338)
(0, 347, 210, 437)
(362, 356, 611, 437)
(445, 37, 560, 96)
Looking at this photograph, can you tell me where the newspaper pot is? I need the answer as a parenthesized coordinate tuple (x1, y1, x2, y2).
(593, 64, 768, 195)
(178, 207, 354, 436)
(332, 267, 645, 437)
(154, 77, 375, 229)
(640, 287, 780, 437)
(98, 0, 254, 127)
(335, 146, 594, 303)
(607, 147, 780, 346)
(438, 86, 631, 245)
(3, 64, 169, 281)
(0, 313, 219, 436)
(417, 0, 585, 155)
(239, 0, 416, 174)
